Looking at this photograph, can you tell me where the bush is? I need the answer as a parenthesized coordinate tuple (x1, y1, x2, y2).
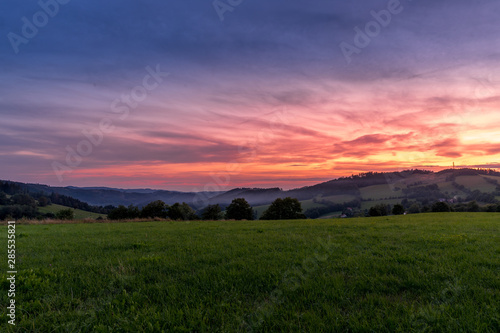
(431, 201, 451, 212)
(369, 204, 388, 217)
(56, 209, 74, 220)
(392, 204, 405, 215)
(466, 201, 480, 212)
(408, 203, 421, 214)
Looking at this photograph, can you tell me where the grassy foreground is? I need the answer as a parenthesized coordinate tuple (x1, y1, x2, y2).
(1, 213, 499, 332)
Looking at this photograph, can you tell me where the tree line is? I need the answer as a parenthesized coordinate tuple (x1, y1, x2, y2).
(108, 197, 307, 221)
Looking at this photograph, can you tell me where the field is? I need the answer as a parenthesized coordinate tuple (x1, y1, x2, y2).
(455, 176, 497, 193)
(359, 184, 403, 200)
(38, 204, 106, 220)
(1, 213, 499, 332)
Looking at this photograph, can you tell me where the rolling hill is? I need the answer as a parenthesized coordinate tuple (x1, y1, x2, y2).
(2, 168, 499, 219)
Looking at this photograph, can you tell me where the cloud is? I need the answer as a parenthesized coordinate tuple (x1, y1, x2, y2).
(0, 0, 499, 190)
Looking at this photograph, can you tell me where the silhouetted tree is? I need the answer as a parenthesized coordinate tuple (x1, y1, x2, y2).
(369, 204, 388, 216)
(168, 202, 198, 220)
(431, 201, 451, 212)
(392, 204, 405, 215)
(141, 200, 168, 218)
(201, 204, 222, 220)
(225, 198, 253, 220)
(108, 205, 130, 220)
(260, 197, 305, 220)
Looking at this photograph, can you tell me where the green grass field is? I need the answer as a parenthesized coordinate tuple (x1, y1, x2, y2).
(38, 204, 106, 220)
(1, 213, 499, 332)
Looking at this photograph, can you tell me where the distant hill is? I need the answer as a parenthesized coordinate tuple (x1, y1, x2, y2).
(2, 169, 499, 217)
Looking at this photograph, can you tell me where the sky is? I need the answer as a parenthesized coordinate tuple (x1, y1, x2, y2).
(1, 0, 500, 191)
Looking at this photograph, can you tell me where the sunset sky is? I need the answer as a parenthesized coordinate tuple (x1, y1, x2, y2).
(1, 0, 500, 191)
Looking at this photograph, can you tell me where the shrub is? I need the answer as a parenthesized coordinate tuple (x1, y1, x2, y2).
(369, 204, 388, 217)
(431, 201, 451, 213)
(392, 204, 405, 215)
(56, 209, 74, 220)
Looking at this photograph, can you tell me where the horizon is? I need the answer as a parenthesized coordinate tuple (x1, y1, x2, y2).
(1, 1, 500, 191)
(3, 166, 498, 193)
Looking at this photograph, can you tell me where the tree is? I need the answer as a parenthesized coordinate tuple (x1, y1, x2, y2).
(201, 204, 222, 220)
(260, 197, 305, 220)
(11, 193, 36, 207)
(408, 203, 421, 214)
(38, 196, 50, 207)
(431, 201, 451, 212)
(369, 204, 388, 217)
(126, 205, 140, 218)
(0, 191, 9, 205)
(108, 205, 130, 220)
(141, 200, 168, 218)
(466, 201, 480, 212)
(225, 198, 253, 220)
(167, 202, 198, 220)
(392, 204, 405, 215)
(56, 208, 74, 220)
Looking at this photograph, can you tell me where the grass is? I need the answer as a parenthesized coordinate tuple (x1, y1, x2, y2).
(38, 204, 106, 220)
(1, 213, 499, 332)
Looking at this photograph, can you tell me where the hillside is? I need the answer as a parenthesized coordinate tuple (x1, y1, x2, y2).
(2, 168, 499, 219)
(38, 204, 107, 220)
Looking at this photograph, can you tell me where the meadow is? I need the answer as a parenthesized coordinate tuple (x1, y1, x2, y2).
(1, 213, 499, 332)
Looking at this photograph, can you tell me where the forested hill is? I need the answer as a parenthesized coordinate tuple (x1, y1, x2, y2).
(2, 168, 499, 210)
